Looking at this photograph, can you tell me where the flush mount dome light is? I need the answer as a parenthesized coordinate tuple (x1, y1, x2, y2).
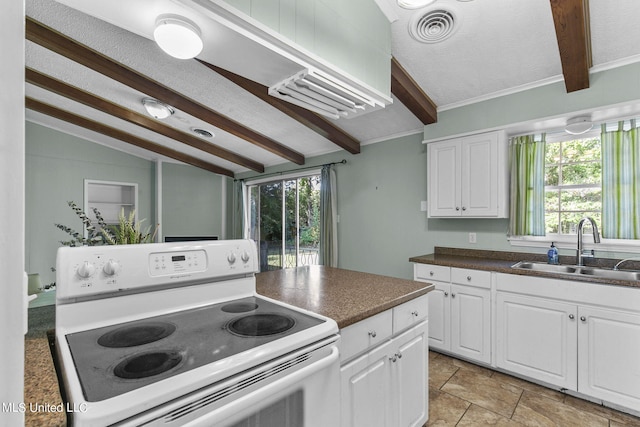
(142, 98, 175, 119)
(565, 116, 593, 135)
(153, 15, 203, 59)
(398, 0, 437, 9)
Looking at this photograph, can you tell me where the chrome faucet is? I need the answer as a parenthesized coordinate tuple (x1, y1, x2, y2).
(613, 257, 640, 271)
(576, 217, 601, 266)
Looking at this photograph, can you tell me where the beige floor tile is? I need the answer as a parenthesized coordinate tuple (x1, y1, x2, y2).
(512, 391, 608, 427)
(612, 421, 640, 427)
(429, 354, 459, 389)
(563, 396, 640, 426)
(427, 387, 470, 426)
(441, 369, 523, 418)
(457, 404, 525, 426)
(491, 371, 565, 402)
(431, 351, 494, 377)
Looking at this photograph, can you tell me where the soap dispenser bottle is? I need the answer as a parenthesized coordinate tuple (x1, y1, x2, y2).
(547, 242, 558, 265)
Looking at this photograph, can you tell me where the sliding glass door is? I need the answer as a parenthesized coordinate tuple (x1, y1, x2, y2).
(248, 175, 320, 272)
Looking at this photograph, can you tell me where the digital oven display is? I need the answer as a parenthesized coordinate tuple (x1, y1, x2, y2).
(172, 255, 186, 262)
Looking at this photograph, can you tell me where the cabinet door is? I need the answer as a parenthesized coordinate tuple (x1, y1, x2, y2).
(340, 339, 394, 427)
(427, 281, 450, 351)
(496, 293, 577, 390)
(428, 140, 460, 217)
(450, 284, 491, 364)
(578, 306, 640, 411)
(393, 321, 428, 427)
(460, 132, 498, 216)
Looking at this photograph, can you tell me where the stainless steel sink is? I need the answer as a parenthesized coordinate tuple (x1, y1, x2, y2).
(511, 261, 640, 281)
(511, 261, 578, 274)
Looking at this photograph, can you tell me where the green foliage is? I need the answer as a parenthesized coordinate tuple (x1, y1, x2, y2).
(55, 201, 157, 246)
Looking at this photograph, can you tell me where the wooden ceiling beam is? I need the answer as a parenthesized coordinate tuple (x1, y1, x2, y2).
(26, 97, 235, 177)
(197, 60, 361, 154)
(26, 68, 264, 173)
(25, 17, 305, 165)
(391, 57, 437, 125)
(549, 0, 592, 92)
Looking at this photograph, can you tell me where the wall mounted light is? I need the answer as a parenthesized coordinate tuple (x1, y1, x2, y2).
(397, 0, 437, 9)
(565, 116, 593, 135)
(153, 15, 203, 59)
(142, 98, 175, 119)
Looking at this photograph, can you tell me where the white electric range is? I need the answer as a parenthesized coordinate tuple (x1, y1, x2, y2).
(55, 239, 340, 426)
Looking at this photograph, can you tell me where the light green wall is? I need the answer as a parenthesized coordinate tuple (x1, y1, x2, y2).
(25, 122, 155, 287)
(25, 122, 226, 288)
(161, 162, 225, 239)
(424, 62, 640, 140)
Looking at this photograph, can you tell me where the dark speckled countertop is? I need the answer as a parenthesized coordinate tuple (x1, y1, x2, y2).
(256, 265, 433, 329)
(410, 247, 640, 288)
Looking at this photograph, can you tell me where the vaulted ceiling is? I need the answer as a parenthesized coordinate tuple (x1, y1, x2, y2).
(24, 0, 640, 177)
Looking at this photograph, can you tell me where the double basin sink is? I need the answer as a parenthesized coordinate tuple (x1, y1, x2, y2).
(511, 261, 640, 281)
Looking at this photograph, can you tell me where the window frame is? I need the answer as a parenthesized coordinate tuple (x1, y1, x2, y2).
(508, 129, 640, 254)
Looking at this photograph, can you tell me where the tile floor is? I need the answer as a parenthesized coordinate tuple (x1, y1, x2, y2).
(427, 351, 640, 426)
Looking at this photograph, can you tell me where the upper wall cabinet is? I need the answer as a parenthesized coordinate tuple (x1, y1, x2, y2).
(427, 130, 508, 218)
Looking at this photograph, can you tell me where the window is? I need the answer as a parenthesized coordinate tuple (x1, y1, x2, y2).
(247, 173, 321, 272)
(544, 135, 602, 236)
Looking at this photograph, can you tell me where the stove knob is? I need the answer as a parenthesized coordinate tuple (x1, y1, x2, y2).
(103, 259, 120, 276)
(241, 251, 250, 263)
(227, 253, 237, 265)
(77, 261, 96, 278)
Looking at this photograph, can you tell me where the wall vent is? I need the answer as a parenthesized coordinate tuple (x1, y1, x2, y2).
(410, 9, 458, 44)
(269, 69, 386, 120)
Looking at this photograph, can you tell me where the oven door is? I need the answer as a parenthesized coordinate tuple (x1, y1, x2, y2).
(120, 335, 340, 427)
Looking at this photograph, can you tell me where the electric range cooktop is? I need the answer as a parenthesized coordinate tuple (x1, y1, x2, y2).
(65, 296, 325, 402)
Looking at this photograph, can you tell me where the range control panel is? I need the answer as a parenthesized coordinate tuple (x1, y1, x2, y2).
(56, 240, 258, 301)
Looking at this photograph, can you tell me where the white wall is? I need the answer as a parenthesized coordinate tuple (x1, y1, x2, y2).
(0, 0, 25, 424)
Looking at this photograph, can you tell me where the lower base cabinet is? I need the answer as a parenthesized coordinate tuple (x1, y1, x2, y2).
(340, 320, 428, 427)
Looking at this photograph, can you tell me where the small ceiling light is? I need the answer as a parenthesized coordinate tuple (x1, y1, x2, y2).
(398, 0, 437, 9)
(565, 116, 593, 135)
(153, 15, 203, 59)
(142, 98, 175, 119)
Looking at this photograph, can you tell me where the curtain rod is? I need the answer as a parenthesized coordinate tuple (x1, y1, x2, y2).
(235, 159, 347, 182)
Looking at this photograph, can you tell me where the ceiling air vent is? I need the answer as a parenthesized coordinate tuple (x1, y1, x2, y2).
(268, 69, 385, 120)
(410, 9, 458, 44)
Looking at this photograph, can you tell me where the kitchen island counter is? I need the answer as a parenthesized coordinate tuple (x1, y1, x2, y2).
(256, 265, 433, 329)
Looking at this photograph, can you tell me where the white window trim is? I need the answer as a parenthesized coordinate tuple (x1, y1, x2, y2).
(509, 235, 640, 254)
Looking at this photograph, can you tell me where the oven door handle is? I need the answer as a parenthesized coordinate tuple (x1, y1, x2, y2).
(182, 345, 339, 427)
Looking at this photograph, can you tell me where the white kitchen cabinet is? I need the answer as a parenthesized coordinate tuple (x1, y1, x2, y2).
(339, 296, 429, 427)
(340, 320, 428, 427)
(578, 306, 640, 411)
(415, 264, 491, 364)
(427, 130, 507, 218)
(496, 292, 578, 390)
(496, 272, 640, 413)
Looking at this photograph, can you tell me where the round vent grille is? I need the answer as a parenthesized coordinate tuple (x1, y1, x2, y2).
(192, 128, 214, 138)
(410, 9, 458, 43)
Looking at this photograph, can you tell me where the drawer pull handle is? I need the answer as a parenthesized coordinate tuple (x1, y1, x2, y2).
(389, 355, 397, 363)
(368, 331, 377, 338)
(569, 314, 575, 320)
(580, 316, 587, 322)
(429, 271, 434, 276)
(396, 351, 403, 359)
(456, 207, 460, 211)
(451, 293, 456, 298)
(467, 276, 472, 281)
(411, 311, 419, 317)
(444, 292, 449, 297)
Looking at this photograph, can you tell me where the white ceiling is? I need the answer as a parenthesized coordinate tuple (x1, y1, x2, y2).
(25, 0, 640, 176)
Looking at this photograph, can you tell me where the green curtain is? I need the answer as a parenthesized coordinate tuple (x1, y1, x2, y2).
(601, 121, 640, 239)
(509, 134, 546, 236)
(319, 164, 338, 267)
(232, 179, 245, 239)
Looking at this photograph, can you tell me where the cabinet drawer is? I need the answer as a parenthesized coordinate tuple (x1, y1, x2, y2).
(451, 268, 491, 289)
(414, 264, 450, 283)
(340, 309, 392, 362)
(393, 295, 428, 334)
